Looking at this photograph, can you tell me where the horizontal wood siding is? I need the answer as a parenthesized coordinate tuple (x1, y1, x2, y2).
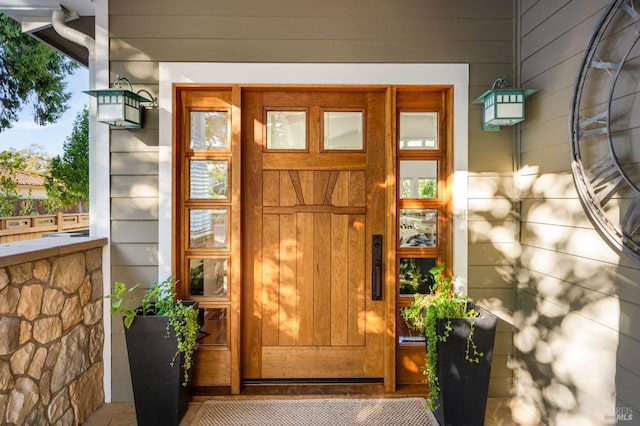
(108, 0, 515, 399)
(107, 53, 169, 399)
(109, 117, 161, 401)
(518, 0, 640, 422)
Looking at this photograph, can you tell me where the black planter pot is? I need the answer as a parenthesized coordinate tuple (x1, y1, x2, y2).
(432, 305, 497, 426)
(124, 302, 198, 426)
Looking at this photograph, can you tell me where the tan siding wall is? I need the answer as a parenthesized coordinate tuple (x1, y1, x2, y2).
(518, 0, 640, 422)
(108, 0, 515, 400)
(109, 97, 162, 402)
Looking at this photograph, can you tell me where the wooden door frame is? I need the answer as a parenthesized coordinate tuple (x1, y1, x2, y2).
(159, 63, 469, 394)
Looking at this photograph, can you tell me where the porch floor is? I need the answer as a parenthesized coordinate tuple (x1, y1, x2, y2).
(82, 398, 541, 425)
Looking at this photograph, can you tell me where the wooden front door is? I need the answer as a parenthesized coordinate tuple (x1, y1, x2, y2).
(241, 88, 388, 381)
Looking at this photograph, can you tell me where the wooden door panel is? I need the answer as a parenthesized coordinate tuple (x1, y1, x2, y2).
(261, 214, 280, 347)
(280, 172, 298, 206)
(296, 211, 314, 346)
(242, 89, 386, 380)
(314, 212, 332, 346)
(277, 213, 297, 346)
(262, 347, 374, 378)
(259, 210, 367, 348)
(330, 213, 349, 347)
(192, 350, 231, 385)
(263, 153, 367, 170)
(347, 214, 366, 347)
(262, 171, 280, 206)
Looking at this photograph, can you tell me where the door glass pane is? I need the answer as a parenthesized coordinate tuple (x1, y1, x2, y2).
(266, 111, 306, 150)
(199, 308, 228, 346)
(418, 178, 436, 199)
(190, 111, 229, 150)
(399, 160, 437, 198)
(324, 111, 363, 150)
(189, 258, 228, 297)
(399, 257, 436, 295)
(400, 209, 437, 247)
(190, 160, 228, 199)
(398, 308, 425, 344)
(401, 178, 412, 198)
(399, 112, 438, 150)
(189, 208, 228, 248)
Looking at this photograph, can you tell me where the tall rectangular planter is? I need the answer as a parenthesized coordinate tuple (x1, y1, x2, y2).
(124, 315, 190, 426)
(433, 306, 497, 426)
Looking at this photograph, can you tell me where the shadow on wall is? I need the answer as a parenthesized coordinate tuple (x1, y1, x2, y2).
(467, 165, 640, 424)
(509, 166, 640, 425)
(613, 266, 640, 423)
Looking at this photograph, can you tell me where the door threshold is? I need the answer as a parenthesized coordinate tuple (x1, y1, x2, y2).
(191, 383, 427, 399)
(242, 378, 384, 385)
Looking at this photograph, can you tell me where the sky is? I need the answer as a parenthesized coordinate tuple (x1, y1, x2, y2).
(0, 66, 89, 158)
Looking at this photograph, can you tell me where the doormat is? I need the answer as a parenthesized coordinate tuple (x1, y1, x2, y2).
(192, 398, 437, 425)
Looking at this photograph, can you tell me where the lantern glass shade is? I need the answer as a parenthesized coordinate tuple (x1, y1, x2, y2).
(473, 88, 536, 131)
(84, 89, 151, 128)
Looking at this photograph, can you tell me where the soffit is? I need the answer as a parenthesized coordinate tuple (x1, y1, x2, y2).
(0, 0, 95, 66)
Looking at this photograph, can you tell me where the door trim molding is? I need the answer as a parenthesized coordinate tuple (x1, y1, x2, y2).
(158, 62, 469, 289)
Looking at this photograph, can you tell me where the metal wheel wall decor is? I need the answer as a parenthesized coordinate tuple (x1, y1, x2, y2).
(570, 0, 640, 263)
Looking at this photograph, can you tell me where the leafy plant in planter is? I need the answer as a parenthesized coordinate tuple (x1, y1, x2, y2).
(401, 263, 488, 413)
(106, 276, 200, 385)
(107, 277, 201, 425)
(399, 258, 435, 294)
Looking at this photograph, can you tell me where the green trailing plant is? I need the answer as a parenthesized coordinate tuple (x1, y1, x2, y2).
(399, 259, 434, 294)
(401, 263, 484, 411)
(106, 277, 200, 385)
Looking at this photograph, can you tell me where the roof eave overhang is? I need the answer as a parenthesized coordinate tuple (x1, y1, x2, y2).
(0, 1, 95, 67)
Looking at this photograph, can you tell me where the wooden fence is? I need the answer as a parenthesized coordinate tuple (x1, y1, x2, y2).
(0, 213, 90, 243)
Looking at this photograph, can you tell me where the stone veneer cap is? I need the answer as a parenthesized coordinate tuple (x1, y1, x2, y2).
(0, 238, 108, 269)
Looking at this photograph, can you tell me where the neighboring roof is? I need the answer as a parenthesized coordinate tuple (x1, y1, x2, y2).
(0, 0, 94, 66)
(0, 165, 46, 186)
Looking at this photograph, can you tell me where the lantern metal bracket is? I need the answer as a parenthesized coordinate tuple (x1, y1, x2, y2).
(491, 76, 509, 90)
(112, 74, 158, 108)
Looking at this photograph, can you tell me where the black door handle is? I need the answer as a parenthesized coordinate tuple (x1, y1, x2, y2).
(372, 234, 382, 300)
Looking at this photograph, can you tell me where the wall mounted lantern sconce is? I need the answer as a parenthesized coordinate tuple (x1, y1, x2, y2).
(472, 76, 537, 131)
(84, 74, 157, 129)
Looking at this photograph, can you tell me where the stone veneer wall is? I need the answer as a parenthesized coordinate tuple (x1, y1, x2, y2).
(0, 238, 107, 425)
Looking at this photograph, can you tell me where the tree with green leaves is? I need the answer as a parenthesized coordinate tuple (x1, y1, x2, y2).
(0, 148, 25, 169)
(0, 13, 78, 131)
(0, 145, 50, 217)
(45, 108, 89, 212)
(0, 168, 19, 217)
(0, 145, 51, 174)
